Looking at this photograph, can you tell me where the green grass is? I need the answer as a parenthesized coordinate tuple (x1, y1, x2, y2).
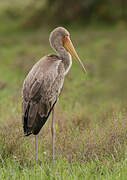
(0, 157, 127, 179)
(0, 16, 127, 179)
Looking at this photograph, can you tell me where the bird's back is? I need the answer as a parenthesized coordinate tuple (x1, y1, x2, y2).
(22, 55, 65, 135)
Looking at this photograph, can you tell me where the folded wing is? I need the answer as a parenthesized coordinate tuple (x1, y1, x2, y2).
(22, 55, 65, 135)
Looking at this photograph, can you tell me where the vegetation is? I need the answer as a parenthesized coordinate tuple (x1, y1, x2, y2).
(0, 1, 127, 179)
(0, 0, 127, 27)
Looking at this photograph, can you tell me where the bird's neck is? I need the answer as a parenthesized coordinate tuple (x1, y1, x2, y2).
(57, 47, 72, 75)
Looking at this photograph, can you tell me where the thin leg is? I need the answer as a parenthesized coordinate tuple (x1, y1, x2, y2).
(35, 135, 37, 163)
(51, 106, 55, 162)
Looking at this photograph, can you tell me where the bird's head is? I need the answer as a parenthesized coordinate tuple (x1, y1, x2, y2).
(49, 27, 87, 74)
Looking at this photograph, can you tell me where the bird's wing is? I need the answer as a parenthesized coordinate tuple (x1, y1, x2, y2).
(22, 55, 65, 135)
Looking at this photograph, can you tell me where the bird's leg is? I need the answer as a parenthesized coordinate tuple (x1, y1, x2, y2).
(35, 135, 37, 163)
(51, 106, 55, 162)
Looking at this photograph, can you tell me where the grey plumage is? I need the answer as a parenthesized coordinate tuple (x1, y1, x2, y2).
(22, 54, 65, 136)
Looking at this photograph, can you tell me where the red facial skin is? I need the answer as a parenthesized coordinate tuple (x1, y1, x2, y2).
(62, 34, 69, 46)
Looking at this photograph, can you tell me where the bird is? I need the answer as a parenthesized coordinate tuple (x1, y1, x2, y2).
(21, 27, 86, 163)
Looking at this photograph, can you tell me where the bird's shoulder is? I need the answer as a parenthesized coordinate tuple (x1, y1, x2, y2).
(33, 54, 63, 73)
(34, 54, 64, 79)
(22, 55, 65, 101)
(24, 54, 63, 81)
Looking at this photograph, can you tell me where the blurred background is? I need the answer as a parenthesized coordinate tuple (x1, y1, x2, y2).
(0, 0, 127, 28)
(0, 0, 127, 26)
(0, 0, 127, 167)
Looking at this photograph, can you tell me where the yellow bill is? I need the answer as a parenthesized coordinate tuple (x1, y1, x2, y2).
(63, 36, 87, 74)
